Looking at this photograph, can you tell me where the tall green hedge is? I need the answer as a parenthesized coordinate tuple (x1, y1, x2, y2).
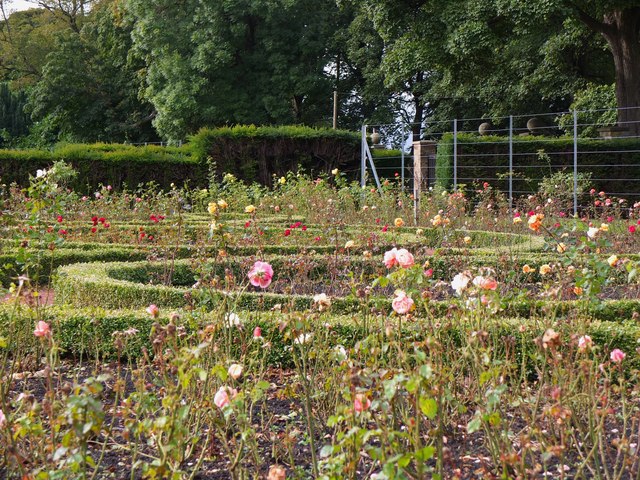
(0, 143, 206, 191)
(190, 125, 360, 185)
(435, 133, 640, 196)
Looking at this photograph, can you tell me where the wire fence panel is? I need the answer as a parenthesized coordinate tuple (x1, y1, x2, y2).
(363, 107, 640, 217)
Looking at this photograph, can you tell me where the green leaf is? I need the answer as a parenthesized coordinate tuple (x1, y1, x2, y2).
(467, 416, 482, 434)
(419, 397, 438, 420)
(415, 445, 435, 461)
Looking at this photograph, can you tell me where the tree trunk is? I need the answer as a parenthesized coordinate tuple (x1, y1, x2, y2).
(601, 9, 640, 136)
(412, 95, 424, 142)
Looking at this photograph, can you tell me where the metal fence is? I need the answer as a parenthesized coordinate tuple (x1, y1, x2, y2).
(362, 106, 640, 215)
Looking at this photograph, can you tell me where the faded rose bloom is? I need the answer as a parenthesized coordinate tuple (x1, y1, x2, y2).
(34, 321, 51, 338)
(146, 304, 159, 318)
(312, 293, 332, 312)
(392, 290, 414, 315)
(539, 264, 552, 276)
(472, 276, 498, 290)
(395, 249, 415, 268)
(267, 465, 286, 480)
(383, 248, 399, 269)
(248, 261, 274, 288)
(354, 393, 372, 413)
(225, 313, 242, 328)
(214, 386, 237, 409)
(541, 328, 560, 349)
(587, 227, 599, 239)
(610, 349, 626, 363)
(294, 333, 312, 345)
(578, 335, 593, 352)
(228, 364, 243, 380)
(451, 272, 471, 295)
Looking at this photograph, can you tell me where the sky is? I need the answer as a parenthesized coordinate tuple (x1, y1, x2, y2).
(4, 0, 34, 13)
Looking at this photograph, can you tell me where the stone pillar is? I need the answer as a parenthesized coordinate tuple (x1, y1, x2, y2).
(412, 140, 436, 202)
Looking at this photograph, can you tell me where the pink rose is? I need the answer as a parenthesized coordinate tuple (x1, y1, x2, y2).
(248, 261, 274, 288)
(253, 326, 262, 338)
(146, 304, 159, 318)
(354, 393, 371, 413)
(473, 276, 498, 290)
(0, 408, 5, 428)
(214, 386, 237, 409)
(383, 248, 398, 268)
(610, 349, 626, 363)
(392, 290, 414, 315)
(395, 249, 415, 268)
(34, 321, 51, 338)
(578, 335, 593, 351)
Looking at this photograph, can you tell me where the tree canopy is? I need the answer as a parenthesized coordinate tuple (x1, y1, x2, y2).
(0, 0, 637, 144)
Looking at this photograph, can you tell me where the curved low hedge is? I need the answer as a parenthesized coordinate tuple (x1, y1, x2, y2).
(0, 246, 148, 286)
(53, 260, 640, 321)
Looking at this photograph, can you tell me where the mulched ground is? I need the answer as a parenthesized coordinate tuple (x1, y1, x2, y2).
(2, 360, 638, 479)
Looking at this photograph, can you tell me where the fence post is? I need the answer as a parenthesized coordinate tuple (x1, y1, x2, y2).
(401, 124, 405, 193)
(361, 125, 367, 188)
(509, 115, 513, 214)
(453, 119, 458, 192)
(573, 110, 578, 217)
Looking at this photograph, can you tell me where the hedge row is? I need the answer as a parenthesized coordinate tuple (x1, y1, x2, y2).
(0, 247, 147, 286)
(435, 133, 640, 197)
(189, 125, 361, 186)
(1, 306, 638, 370)
(53, 261, 640, 321)
(0, 143, 206, 192)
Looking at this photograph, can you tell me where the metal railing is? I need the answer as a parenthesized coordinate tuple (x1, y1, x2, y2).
(362, 106, 640, 216)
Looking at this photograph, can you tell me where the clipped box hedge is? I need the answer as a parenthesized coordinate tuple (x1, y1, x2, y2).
(189, 125, 360, 186)
(53, 260, 640, 322)
(435, 133, 640, 196)
(0, 143, 206, 191)
(1, 306, 638, 371)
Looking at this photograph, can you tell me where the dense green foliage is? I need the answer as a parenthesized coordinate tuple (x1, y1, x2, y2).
(436, 133, 640, 196)
(190, 125, 360, 184)
(0, 0, 638, 144)
(0, 142, 204, 191)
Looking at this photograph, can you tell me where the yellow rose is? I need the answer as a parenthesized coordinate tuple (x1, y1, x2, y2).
(513, 216, 522, 224)
(599, 223, 609, 232)
(573, 286, 583, 296)
(344, 240, 355, 249)
(539, 264, 552, 275)
(217, 199, 228, 209)
(207, 202, 217, 215)
(522, 264, 534, 273)
(331, 168, 339, 175)
(464, 236, 472, 245)
(607, 254, 618, 267)
(245, 205, 256, 214)
(394, 217, 405, 227)
(279, 177, 286, 185)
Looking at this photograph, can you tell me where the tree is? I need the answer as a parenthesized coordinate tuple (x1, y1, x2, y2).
(126, 0, 373, 141)
(0, 82, 30, 143)
(28, 0, 157, 142)
(563, 1, 640, 134)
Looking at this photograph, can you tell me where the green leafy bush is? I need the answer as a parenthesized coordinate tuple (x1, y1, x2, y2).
(0, 143, 205, 191)
(189, 125, 360, 186)
(435, 133, 640, 197)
